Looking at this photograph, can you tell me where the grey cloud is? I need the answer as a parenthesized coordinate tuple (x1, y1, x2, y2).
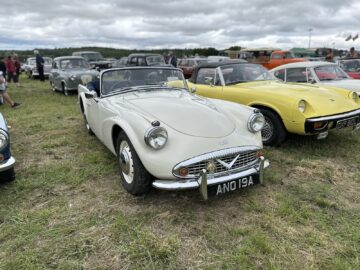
(0, 0, 359, 50)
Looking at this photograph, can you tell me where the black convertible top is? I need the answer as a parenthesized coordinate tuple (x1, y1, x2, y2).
(189, 59, 248, 83)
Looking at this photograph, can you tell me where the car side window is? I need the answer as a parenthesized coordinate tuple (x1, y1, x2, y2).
(273, 69, 285, 81)
(196, 68, 216, 85)
(129, 57, 137, 65)
(188, 60, 195, 67)
(286, 68, 308, 83)
(180, 60, 188, 66)
(272, 54, 282, 59)
(53, 61, 58, 69)
(138, 57, 146, 66)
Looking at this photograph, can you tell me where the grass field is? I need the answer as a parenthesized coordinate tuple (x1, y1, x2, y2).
(0, 75, 359, 270)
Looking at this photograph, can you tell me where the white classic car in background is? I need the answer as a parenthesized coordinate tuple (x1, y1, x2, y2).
(24, 57, 53, 79)
(270, 61, 360, 96)
(78, 67, 269, 199)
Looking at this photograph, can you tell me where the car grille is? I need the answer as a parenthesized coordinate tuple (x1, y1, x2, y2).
(173, 147, 260, 179)
(188, 151, 258, 176)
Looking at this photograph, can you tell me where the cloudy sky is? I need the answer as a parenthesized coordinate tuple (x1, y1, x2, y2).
(1, 0, 360, 51)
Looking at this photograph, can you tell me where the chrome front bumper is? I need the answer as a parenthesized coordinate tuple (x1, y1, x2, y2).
(152, 157, 269, 200)
(0, 156, 15, 172)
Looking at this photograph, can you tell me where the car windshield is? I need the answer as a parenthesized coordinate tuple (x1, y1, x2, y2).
(221, 63, 275, 85)
(28, 58, 36, 65)
(81, 53, 103, 61)
(340, 60, 360, 72)
(101, 68, 187, 96)
(145, 55, 166, 66)
(314, 65, 349, 81)
(60, 59, 89, 69)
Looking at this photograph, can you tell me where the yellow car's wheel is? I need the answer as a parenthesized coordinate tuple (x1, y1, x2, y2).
(261, 109, 286, 146)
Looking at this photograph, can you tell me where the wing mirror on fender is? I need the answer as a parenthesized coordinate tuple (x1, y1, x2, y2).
(85, 91, 98, 99)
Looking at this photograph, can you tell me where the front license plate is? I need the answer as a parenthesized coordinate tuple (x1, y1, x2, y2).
(336, 116, 359, 129)
(208, 174, 259, 197)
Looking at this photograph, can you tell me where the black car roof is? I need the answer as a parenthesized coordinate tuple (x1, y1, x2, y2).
(128, 53, 163, 57)
(189, 59, 248, 82)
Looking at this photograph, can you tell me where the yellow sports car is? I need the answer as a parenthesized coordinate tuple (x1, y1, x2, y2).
(187, 60, 360, 146)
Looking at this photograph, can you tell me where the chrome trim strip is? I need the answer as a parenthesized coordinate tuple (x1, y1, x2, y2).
(0, 156, 15, 172)
(306, 109, 360, 122)
(153, 159, 269, 190)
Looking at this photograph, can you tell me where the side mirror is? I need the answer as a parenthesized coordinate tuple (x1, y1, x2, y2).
(190, 87, 196, 93)
(85, 91, 97, 99)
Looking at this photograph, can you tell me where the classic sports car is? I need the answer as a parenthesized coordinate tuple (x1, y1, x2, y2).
(72, 51, 112, 70)
(49, 56, 99, 96)
(187, 61, 360, 146)
(0, 113, 15, 182)
(78, 67, 269, 199)
(24, 57, 53, 79)
(339, 59, 360, 79)
(270, 61, 360, 96)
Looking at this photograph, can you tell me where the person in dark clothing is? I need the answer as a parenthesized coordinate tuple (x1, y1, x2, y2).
(167, 51, 177, 67)
(34, 50, 45, 81)
(0, 56, 6, 78)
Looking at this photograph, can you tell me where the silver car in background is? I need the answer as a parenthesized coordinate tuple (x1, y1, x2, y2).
(49, 56, 99, 96)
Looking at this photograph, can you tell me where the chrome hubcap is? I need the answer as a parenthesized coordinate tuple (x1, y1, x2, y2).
(261, 117, 274, 142)
(119, 141, 134, 184)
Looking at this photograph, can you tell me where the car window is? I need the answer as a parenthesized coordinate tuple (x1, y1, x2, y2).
(196, 68, 217, 85)
(314, 65, 349, 81)
(188, 60, 195, 66)
(129, 57, 137, 65)
(273, 69, 285, 81)
(286, 68, 308, 83)
(220, 63, 274, 85)
(272, 54, 282, 59)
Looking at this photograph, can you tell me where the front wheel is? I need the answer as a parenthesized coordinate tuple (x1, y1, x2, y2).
(0, 168, 15, 183)
(62, 83, 69, 96)
(116, 132, 152, 196)
(260, 109, 286, 146)
(50, 81, 56, 92)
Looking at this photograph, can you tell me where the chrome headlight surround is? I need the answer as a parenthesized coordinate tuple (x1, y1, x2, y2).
(0, 129, 9, 151)
(144, 126, 168, 150)
(70, 75, 76, 81)
(247, 112, 265, 133)
(298, 99, 306, 113)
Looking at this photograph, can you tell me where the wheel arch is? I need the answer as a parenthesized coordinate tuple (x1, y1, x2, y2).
(250, 104, 287, 131)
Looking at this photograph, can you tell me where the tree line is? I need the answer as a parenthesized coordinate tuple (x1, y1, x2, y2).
(0, 47, 224, 62)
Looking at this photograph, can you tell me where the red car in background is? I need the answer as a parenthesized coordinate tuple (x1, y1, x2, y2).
(178, 58, 208, 78)
(339, 59, 360, 79)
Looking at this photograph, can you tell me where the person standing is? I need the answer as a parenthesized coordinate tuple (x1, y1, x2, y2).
(12, 54, 21, 86)
(5, 55, 18, 84)
(0, 56, 6, 78)
(347, 47, 359, 58)
(325, 49, 334, 62)
(0, 71, 21, 108)
(167, 51, 177, 67)
(34, 50, 45, 81)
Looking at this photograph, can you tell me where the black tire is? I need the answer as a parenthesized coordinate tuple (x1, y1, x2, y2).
(83, 114, 94, 135)
(116, 131, 152, 196)
(50, 81, 56, 92)
(0, 168, 15, 183)
(260, 109, 286, 146)
(62, 83, 69, 96)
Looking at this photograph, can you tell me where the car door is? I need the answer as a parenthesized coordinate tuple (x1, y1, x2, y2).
(190, 67, 223, 99)
(51, 61, 61, 89)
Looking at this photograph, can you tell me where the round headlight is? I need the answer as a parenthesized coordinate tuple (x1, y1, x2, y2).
(0, 130, 9, 151)
(247, 113, 265, 133)
(144, 126, 168, 149)
(70, 75, 76, 81)
(298, 100, 306, 113)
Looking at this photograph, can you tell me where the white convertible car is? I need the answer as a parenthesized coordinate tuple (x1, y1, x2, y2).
(78, 67, 269, 200)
